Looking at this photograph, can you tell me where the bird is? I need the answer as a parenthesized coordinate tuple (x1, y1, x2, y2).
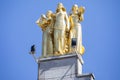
(30, 45, 35, 54)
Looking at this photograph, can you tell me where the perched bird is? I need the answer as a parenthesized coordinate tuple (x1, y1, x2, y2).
(30, 45, 35, 54)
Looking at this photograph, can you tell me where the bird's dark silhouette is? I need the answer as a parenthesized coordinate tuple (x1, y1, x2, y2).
(30, 45, 35, 54)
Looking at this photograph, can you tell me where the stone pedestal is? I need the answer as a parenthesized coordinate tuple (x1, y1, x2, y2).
(37, 53, 95, 80)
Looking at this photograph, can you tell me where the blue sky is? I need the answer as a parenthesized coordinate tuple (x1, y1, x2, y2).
(0, 0, 120, 80)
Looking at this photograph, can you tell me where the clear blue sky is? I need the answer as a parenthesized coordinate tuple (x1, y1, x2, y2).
(0, 0, 120, 80)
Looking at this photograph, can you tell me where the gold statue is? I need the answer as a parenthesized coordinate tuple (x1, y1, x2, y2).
(36, 10, 54, 57)
(36, 3, 85, 57)
(53, 3, 69, 55)
(69, 4, 85, 55)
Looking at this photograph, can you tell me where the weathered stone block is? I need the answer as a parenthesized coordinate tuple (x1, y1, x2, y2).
(37, 53, 94, 80)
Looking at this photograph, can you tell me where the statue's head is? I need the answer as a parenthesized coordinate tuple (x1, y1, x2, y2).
(46, 10, 53, 18)
(56, 3, 66, 12)
(72, 4, 78, 12)
(57, 3, 63, 9)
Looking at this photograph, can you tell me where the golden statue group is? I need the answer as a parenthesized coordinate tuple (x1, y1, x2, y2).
(36, 3, 85, 57)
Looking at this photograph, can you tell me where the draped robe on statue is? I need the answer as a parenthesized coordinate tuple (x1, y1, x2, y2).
(42, 18, 53, 57)
(54, 11, 68, 54)
(69, 14, 82, 53)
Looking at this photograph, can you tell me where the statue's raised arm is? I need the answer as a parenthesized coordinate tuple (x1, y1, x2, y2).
(78, 6, 85, 22)
(36, 14, 47, 31)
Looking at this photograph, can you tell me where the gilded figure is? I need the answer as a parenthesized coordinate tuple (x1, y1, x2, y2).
(69, 4, 85, 55)
(54, 3, 69, 55)
(36, 11, 54, 57)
